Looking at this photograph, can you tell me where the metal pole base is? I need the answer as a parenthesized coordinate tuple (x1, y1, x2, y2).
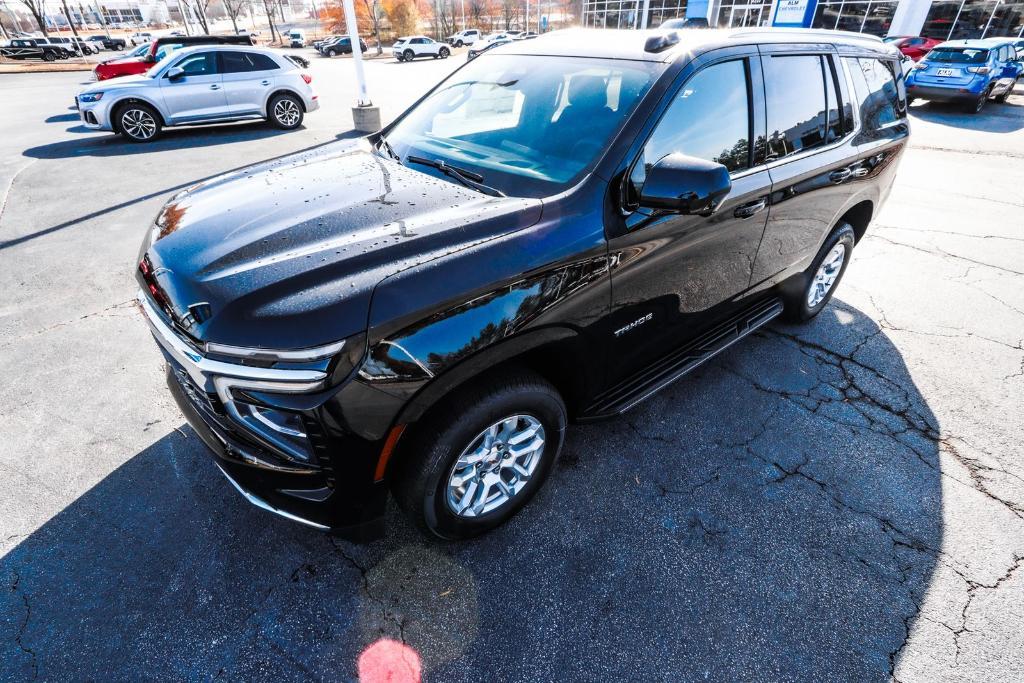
(352, 105, 382, 133)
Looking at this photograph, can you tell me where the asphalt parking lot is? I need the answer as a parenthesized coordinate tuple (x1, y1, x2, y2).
(1, 53, 1023, 681)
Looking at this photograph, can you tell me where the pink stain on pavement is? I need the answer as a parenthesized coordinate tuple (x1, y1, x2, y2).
(357, 638, 422, 683)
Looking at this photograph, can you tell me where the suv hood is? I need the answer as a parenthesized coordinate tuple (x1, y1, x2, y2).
(137, 140, 542, 350)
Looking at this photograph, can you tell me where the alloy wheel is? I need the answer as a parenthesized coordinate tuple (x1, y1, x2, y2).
(445, 415, 546, 518)
(807, 243, 846, 308)
(121, 108, 156, 140)
(273, 98, 301, 127)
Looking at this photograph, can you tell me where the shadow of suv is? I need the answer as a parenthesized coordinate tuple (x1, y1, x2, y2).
(135, 28, 909, 541)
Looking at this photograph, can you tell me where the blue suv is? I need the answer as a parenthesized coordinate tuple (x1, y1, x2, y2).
(906, 38, 1021, 113)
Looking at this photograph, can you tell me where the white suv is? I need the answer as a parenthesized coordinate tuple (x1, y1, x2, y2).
(392, 36, 450, 62)
(75, 45, 319, 142)
(446, 29, 481, 47)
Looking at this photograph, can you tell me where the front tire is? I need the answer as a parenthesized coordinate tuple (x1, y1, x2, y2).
(393, 369, 567, 540)
(43, 52, 56, 62)
(327, 48, 337, 57)
(268, 93, 303, 129)
(784, 222, 855, 323)
(455, 40, 463, 47)
(116, 102, 161, 142)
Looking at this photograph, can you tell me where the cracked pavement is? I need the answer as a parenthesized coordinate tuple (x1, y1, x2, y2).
(1, 62, 1023, 681)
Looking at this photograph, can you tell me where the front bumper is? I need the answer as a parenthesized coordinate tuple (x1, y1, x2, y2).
(77, 99, 111, 130)
(140, 293, 388, 540)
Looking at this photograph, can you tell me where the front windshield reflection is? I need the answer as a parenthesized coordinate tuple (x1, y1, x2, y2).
(386, 55, 661, 198)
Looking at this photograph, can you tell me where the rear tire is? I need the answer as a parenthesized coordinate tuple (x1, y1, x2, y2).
(967, 86, 992, 113)
(439, 47, 450, 58)
(393, 369, 567, 540)
(403, 49, 414, 62)
(116, 102, 161, 142)
(784, 223, 856, 323)
(267, 93, 304, 130)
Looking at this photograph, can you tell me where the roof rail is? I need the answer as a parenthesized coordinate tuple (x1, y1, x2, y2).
(730, 28, 884, 44)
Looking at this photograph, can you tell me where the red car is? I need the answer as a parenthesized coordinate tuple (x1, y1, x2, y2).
(886, 36, 944, 61)
(93, 34, 255, 81)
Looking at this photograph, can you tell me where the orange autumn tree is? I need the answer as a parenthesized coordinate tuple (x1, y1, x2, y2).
(321, 0, 386, 52)
(382, 0, 420, 37)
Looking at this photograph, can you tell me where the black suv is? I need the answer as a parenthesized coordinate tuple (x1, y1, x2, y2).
(137, 28, 908, 541)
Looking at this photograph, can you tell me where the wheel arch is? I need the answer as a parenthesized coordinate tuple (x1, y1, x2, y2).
(837, 199, 874, 244)
(108, 96, 167, 132)
(264, 87, 308, 115)
(381, 326, 594, 482)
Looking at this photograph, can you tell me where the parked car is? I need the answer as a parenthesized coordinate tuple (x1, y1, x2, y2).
(90, 34, 127, 50)
(392, 35, 450, 61)
(467, 36, 511, 60)
(313, 34, 343, 50)
(49, 36, 98, 55)
(287, 29, 305, 48)
(319, 36, 367, 56)
(133, 28, 908, 541)
(906, 38, 1020, 111)
(885, 35, 943, 61)
(77, 45, 318, 142)
(94, 34, 256, 80)
(447, 29, 482, 46)
(33, 38, 77, 58)
(0, 38, 66, 61)
(129, 32, 154, 46)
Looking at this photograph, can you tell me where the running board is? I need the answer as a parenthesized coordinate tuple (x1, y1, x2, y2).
(581, 297, 784, 419)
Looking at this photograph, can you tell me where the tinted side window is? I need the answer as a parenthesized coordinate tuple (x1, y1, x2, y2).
(630, 59, 751, 195)
(173, 52, 217, 76)
(221, 51, 279, 73)
(764, 55, 829, 160)
(846, 57, 904, 129)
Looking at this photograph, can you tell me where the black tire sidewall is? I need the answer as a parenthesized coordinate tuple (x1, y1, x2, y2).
(403, 49, 414, 61)
(268, 94, 303, 129)
(117, 104, 161, 142)
(440, 48, 449, 58)
(789, 223, 855, 322)
(403, 377, 567, 540)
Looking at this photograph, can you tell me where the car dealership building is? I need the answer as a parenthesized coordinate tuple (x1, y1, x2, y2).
(581, 0, 1024, 40)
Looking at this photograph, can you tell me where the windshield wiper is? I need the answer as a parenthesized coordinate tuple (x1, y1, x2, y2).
(376, 134, 401, 162)
(407, 155, 505, 197)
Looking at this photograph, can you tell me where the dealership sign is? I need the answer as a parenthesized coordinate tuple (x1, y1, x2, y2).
(772, 0, 819, 27)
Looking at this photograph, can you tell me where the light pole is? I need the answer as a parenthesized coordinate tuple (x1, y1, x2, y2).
(342, 0, 380, 131)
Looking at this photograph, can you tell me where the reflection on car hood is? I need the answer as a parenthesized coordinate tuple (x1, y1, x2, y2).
(82, 73, 149, 93)
(137, 139, 542, 349)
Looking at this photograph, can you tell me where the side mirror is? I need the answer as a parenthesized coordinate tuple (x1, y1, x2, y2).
(166, 66, 184, 81)
(639, 153, 732, 216)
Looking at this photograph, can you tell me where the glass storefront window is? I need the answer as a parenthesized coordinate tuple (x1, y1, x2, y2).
(810, 1, 897, 36)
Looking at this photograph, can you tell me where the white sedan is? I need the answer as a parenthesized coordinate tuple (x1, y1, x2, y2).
(392, 36, 450, 62)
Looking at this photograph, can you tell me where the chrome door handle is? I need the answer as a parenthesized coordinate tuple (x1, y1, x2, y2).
(734, 197, 767, 219)
(209, 84, 220, 90)
(829, 168, 852, 184)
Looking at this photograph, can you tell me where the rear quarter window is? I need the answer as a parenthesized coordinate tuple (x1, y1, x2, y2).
(845, 57, 905, 131)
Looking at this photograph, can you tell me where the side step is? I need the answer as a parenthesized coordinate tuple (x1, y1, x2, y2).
(581, 297, 784, 419)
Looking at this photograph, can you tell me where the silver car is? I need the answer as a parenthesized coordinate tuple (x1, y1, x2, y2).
(76, 45, 320, 142)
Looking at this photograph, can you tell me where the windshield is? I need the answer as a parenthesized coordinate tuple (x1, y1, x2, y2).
(927, 47, 989, 64)
(386, 55, 660, 198)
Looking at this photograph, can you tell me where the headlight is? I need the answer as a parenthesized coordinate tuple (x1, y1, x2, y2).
(78, 92, 104, 102)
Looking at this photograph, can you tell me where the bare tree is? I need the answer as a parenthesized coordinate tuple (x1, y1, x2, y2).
(360, 0, 383, 54)
(185, 0, 211, 32)
(500, 0, 520, 29)
(223, 0, 248, 33)
(17, 0, 48, 35)
(261, 0, 278, 41)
